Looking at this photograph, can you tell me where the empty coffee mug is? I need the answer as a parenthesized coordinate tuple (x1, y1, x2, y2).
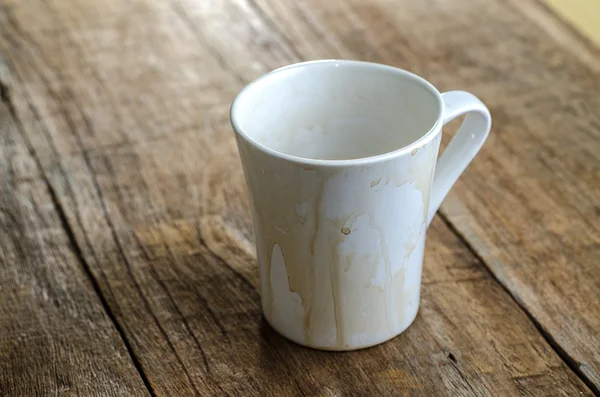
(231, 60, 491, 350)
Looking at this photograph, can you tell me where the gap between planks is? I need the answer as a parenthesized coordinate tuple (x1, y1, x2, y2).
(438, 214, 600, 397)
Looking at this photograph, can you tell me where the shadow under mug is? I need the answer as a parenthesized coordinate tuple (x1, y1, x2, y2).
(231, 60, 491, 351)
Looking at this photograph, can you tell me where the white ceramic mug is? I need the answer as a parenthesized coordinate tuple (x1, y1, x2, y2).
(231, 60, 491, 351)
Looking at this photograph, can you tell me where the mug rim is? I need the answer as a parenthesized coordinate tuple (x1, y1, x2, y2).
(230, 59, 444, 167)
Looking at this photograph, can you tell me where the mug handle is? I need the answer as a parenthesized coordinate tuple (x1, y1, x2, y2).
(427, 91, 492, 226)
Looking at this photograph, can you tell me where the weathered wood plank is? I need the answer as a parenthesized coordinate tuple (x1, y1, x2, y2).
(0, 0, 597, 396)
(0, 101, 150, 395)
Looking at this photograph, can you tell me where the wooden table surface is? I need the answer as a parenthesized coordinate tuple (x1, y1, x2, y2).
(1, 0, 599, 395)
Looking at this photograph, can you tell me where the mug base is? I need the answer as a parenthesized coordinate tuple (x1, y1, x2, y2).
(264, 305, 420, 351)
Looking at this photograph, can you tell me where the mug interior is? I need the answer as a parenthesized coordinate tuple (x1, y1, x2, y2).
(231, 61, 442, 161)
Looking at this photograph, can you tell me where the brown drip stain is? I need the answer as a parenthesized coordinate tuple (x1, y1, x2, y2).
(329, 211, 362, 348)
(264, 242, 275, 317)
(325, 175, 348, 348)
(309, 189, 323, 257)
(406, 139, 440, 222)
(368, 215, 394, 331)
(330, 245, 345, 348)
(411, 148, 418, 156)
(370, 177, 382, 187)
(304, 179, 326, 345)
(253, 202, 274, 319)
(394, 269, 407, 324)
(329, 218, 348, 349)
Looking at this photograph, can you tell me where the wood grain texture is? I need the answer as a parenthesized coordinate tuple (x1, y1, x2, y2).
(0, 104, 149, 395)
(0, 0, 598, 395)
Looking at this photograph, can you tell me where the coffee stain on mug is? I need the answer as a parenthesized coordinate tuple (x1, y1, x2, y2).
(239, 137, 439, 350)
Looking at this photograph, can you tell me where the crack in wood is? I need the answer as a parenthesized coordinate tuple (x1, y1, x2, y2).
(438, 214, 600, 396)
